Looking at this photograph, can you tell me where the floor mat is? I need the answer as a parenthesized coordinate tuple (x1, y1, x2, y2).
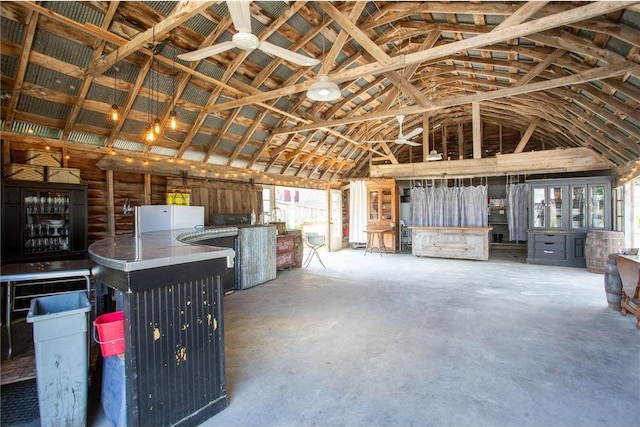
(0, 379, 39, 426)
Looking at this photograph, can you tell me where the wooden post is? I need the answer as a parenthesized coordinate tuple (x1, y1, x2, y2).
(457, 123, 464, 160)
(1, 140, 10, 164)
(144, 174, 152, 205)
(472, 102, 482, 159)
(106, 170, 116, 237)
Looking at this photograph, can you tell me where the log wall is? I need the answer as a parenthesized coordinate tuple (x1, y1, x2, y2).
(3, 144, 261, 245)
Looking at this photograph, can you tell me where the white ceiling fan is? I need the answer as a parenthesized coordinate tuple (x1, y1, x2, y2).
(177, 1, 320, 66)
(365, 114, 423, 147)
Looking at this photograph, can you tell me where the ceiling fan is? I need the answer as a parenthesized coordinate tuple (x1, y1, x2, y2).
(177, 1, 320, 67)
(365, 114, 423, 147)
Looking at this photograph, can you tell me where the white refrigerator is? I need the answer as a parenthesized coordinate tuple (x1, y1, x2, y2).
(134, 205, 204, 235)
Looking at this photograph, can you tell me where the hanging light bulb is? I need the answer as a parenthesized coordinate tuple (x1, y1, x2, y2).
(168, 31, 180, 132)
(143, 124, 156, 144)
(153, 117, 162, 135)
(109, 49, 120, 123)
(110, 104, 120, 122)
(169, 110, 178, 130)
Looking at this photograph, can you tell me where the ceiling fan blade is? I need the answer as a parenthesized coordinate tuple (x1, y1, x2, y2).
(398, 140, 421, 147)
(259, 41, 320, 66)
(404, 127, 423, 140)
(227, 0, 253, 33)
(177, 41, 236, 61)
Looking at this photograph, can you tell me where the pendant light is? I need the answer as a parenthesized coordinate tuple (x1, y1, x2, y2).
(109, 48, 120, 122)
(168, 33, 178, 131)
(143, 27, 158, 145)
(306, 9, 340, 102)
(307, 74, 341, 101)
(152, 30, 162, 137)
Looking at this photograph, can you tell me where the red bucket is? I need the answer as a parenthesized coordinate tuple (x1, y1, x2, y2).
(94, 311, 125, 357)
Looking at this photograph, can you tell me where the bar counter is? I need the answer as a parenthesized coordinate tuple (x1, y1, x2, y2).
(89, 229, 235, 427)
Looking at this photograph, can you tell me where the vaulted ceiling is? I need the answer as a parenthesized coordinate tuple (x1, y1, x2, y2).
(1, 1, 639, 186)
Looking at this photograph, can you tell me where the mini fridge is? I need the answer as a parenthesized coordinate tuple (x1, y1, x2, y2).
(134, 205, 204, 234)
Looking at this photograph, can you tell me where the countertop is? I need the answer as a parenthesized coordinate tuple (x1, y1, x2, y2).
(88, 229, 235, 272)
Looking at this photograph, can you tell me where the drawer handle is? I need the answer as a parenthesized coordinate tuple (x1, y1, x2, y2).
(544, 242, 554, 245)
(544, 250, 554, 254)
(544, 234, 555, 237)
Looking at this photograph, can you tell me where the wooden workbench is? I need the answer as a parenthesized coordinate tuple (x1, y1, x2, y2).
(409, 226, 493, 261)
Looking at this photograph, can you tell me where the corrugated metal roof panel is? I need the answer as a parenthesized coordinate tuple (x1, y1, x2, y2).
(76, 109, 110, 129)
(0, 54, 18, 84)
(17, 94, 70, 122)
(192, 133, 215, 147)
(195, 61, 225, 80)
(12, 121, 62, 139)
(182, 12, 218, 35)
(120, 119, 147, 135)
(112, 139, 146, 152)
(32, 30, 93, 68)
(145, 1, 176, 16)
(182, 84, 211, 107)
(203, 115, 225, 129)
(182, 150, 206, 162)
(1, 16, 24, 44)
(149, 145, 177, 157)
(68, 131, 107, 147)
(45, 1, 104, 26)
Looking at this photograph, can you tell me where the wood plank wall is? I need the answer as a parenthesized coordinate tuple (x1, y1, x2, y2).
(4, 144, 262, 245)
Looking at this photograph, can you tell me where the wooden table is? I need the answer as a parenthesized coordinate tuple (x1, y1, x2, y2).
(364, 227, 393, 256)
(0, 259, 93, 359)
(615, 255, 640, 329)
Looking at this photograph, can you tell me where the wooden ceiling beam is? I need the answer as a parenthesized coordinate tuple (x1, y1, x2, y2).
(207, 0, 635, 115)
(371, 147, 613, 179)
(3, 9, 38, 132)
(86, 1, 215, 76)
(273, 60, 640, 135)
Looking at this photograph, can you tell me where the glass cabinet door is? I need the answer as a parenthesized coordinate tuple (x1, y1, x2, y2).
(369, 190, 379, 220)
(548, 186, 563, 228)
(380, 189, 392, 220)
(589, 185, 606, 229)
(24, 190, 71, 255)
(532, 187, 546, 228)
(571, 186, 586, 229)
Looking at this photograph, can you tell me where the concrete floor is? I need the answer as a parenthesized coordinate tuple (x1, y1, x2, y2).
(198, 247, 639, 427)
(11, 247, 638, 427)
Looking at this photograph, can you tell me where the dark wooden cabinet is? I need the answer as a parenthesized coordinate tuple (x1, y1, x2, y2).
(1, 180, 88, 264)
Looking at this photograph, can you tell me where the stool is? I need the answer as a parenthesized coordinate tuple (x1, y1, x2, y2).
(304, 233, 326, 268)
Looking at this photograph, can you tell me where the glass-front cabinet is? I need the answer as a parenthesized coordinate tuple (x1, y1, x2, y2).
(527, 177, 612, 267)
(570, 183, 610, 230)
(532, 185, 564, 229)
(2, 180, 88, 264)
(366, 179, 398, 253)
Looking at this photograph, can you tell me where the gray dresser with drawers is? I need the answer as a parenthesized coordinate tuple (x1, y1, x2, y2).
(526, 176, 612, 267)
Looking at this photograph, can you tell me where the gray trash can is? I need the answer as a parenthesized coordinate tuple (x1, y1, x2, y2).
(26, 291, 91, 427)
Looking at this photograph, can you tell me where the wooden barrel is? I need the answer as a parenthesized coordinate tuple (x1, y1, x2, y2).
(585, 231, 625, 273)
(604, 253, 623, 311)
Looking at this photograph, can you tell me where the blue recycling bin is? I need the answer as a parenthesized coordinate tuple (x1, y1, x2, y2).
(26, 291, 91, 427)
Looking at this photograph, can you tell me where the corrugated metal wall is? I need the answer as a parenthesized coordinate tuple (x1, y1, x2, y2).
(237, 226, 277, 289)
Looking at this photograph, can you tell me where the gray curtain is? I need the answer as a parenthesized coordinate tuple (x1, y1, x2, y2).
(411, 185, 488, 227)
(508, 183, 529, 242)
